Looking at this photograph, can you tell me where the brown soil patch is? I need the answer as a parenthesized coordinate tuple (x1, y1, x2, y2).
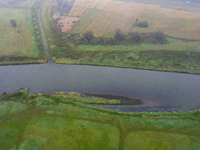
(57, 16, 80, 32)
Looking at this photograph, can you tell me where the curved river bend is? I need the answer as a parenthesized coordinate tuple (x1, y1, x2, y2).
(0, 1, 200, 112)
(0, 64, 200, 112)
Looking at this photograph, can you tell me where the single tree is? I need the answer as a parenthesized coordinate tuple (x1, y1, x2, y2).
(114, 29, 124, 41)
(10, 19, 17, 27)
(137, 21, 148, 28)
(154, 31, 165, 43)
(82, 30, 94, 44)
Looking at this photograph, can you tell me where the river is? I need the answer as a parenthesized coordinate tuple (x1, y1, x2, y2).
(0, 63, 200, 112)
(0, 1, 200, 112)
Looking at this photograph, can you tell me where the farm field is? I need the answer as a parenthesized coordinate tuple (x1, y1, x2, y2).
(67, 0, 200, 40)
(69, 8, 102, 34)
(0, 0, 46, 65)
(0, 8, 32, 56)
(83, 10, 118, 37)
(0, 89, 200, 150)
(46, 0, 200, 74)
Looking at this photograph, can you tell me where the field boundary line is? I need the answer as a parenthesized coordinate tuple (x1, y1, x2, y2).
(103, 1, 128, 37)
(103, 18, 115, 37)
(80, 0, 113, 35)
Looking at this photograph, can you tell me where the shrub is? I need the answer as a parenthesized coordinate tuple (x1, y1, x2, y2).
(82, 30, 94, 44)
(153, 31, 165, 44)
(137, 21, 148, 28)
(129, 32, 143, 43)
(114, 29, 124, 41)
(10, 19, 17, 27)
(98, 36, 105, 45)
(106, 37, 115, 45)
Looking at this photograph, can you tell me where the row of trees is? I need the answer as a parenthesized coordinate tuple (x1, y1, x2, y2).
(75, 29, 166, 46)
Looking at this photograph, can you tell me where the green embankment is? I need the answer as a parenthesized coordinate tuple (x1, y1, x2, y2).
(0, 89, 200, 150)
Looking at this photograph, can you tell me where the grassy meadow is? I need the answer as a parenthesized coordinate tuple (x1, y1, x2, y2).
(0, 89, 200, 150)
(0, 0, 47, 65)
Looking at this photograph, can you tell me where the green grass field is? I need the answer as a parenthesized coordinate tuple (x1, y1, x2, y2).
(0, 0, 47, 65)
(0, 8, 34, 56)
(0, 89, 200, 150)
(77, 37, 200, 52)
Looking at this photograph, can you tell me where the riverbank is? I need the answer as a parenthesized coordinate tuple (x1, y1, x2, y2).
(0, 89, 199, 150)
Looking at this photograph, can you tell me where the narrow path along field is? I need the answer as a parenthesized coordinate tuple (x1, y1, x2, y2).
(38, 0, 50, 62)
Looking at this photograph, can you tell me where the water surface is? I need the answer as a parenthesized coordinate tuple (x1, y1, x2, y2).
(0, 63, 200, 112)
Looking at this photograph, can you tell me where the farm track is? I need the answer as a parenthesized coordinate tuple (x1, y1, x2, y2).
(37, 0, 50, 63)
(80, 0, 113, 35)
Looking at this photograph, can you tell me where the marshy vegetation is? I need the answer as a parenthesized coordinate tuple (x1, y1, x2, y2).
(0, 89, 200, 149)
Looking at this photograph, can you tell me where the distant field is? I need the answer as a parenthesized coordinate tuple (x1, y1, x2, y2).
(13, 0, 38, 8)
(90, 0, 112, 10)
(0, 8, 37, 57)
(69, 8, 102, 34)
(68, 0, 94, 17)
(68, 6, 88, 17)
(83, 10, 117, 37)
(68, 0, 200, 41)
(48, 0, 200, 74)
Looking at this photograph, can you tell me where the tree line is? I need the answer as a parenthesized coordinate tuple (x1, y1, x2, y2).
(73, 29, 166, 46)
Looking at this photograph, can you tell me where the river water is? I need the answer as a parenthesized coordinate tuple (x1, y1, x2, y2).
(0, 1, 199, 112)
(0, 63, 200, 112)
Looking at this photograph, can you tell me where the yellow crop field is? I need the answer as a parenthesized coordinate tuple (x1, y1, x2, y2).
(68, 0, 200, 40)
(68, 0, 95, 16)
(68, 6, 88, 17)
(90, 0, 112, 10)
(83, 10, 117, 37)
(73, 0, 94, 8)
(105, 16, 135, 37)
(105, 1, 126, 14)
(104, 2, 141, 37)
(69, 8, 102, 34)
(0, 8, 32, 56)
(130, 4, 200, 40)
